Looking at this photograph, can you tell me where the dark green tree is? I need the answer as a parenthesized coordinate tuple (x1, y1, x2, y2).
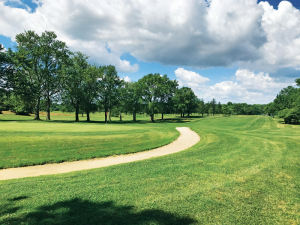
(138, 73, 161, 122)
(62, 52, 89, 121)
(204, 102, 210, 116)
(15, 30, 69, 120)
(273, 86, 297, 111)
(217, 101, 222, 114)
(173, 87, 198, 118)
(82, 65, 102, 122)
(222, 104, 230, 116)
(157, 75, 178, 120)
(210, 98, 217, 115)
(278, 107, 300, 124)
(99, 65, 123, 123)
(122, 81, 143, 121)
(197, 98, 205, 116)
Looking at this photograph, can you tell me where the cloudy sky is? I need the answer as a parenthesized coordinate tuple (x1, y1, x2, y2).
(1, 0, 300, 104)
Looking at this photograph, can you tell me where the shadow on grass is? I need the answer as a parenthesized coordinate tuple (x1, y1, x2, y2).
(0, 196, 29, 218)
(9, 196, 29, 201)
(277, 120, 300, 125)
(0, 118, 194, 124)
(3, 198, 196, 225)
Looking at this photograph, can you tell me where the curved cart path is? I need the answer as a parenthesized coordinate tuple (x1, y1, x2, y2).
(0, 127, 200, 181)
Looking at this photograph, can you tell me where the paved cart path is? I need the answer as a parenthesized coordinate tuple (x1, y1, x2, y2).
(0, 127, 200, 181)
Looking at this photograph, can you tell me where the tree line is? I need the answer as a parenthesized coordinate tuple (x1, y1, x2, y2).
(0, 30, 280, 122)
(264, 80, 300, 124)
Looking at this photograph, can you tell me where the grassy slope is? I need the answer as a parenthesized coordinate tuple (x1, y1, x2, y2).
(0, 115, 300, 224)
(0, 113, 180, 169)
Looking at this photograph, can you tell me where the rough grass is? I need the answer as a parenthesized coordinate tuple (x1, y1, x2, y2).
(0, 115, 300, 224)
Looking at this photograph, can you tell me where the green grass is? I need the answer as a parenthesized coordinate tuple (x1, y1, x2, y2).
(0, 114, 300, 224)
(0, 112, 180, 169)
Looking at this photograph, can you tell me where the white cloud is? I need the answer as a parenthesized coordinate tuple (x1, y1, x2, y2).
(240, 1, 300, 72)
(0, 0, 300, 75)
(177, 69, 293, 104)
(175, 68, 210, 87)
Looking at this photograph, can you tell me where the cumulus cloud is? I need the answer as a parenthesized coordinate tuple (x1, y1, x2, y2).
(178, 69, 293, 104)
(175, 68, 210, 88)
(240, 1, 300, 72)
(0, 0, 300, 75)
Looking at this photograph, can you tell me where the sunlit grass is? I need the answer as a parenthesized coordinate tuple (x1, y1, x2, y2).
(0, 115, 299, 224)
(0, 112, 180, 169)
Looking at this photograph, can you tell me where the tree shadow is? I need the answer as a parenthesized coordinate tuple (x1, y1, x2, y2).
(154, 118, 193, 123)
(9, 196, 29, 201)
(3, 198, 197, 225)
(185, 116, 204, 118)
(27, 118, 193, 124)
(277, 120, 300, 125)
(0, 196, 29, 218)
(0, 114, 199, 124)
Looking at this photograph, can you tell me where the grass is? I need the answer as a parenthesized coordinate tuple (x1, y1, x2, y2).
(0, 114, 300, 224)
(0, 112, 180, 169)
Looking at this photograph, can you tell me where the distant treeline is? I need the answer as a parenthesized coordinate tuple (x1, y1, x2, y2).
(1, 30, 299, 122)
(264, 80, 300, 124)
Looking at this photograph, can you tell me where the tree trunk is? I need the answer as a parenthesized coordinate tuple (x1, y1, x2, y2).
(133, 112, 136, 122)
(150, 114, 154, 122)
(202, 113, 204, 117)
(75, 106, 79, 122)
(46, 93, 50, 120)
(34, 98, 40, 120)
(105, 111, 107, 123)
(109, 109, 111, 121)
(86, 110, 90, 122)
(162, 113, 164, 120)
(119, 111, 122, 121)
(188, 113, 190, 117)
(183, 113, 185, 118)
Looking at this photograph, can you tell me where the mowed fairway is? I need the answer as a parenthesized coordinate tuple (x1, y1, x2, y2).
(1, 115, 300, 224)
(0, 113, 180, 169)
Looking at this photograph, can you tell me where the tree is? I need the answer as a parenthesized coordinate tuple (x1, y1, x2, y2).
(1, 46, 37, 115)
(0, 44, 7, 113)
(122, 81, 143, 121)
(295, 78, 300, 87)
(278, 107, 300, 124)
(217, 102, 222, 115)
(4, 93, 35, 115)
(210, 98, 217, 115)
(15, 30, 69, 120)
(197, 98, 205, 116)
(204, 102, 210, 116)
(138, 73, 161, 122)
(82, 65, 102, 122)
(157, 75, 178, 120)
(222, 104, 230, 116)
(62, 52, 89, 121)
(273, 86, 297, 111)
(264, 102, 275, 116)
(99, 65, 123, 123)
(173, 87, 198, 118)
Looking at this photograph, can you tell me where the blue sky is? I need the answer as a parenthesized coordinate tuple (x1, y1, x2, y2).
(1, 0, 300, 103)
